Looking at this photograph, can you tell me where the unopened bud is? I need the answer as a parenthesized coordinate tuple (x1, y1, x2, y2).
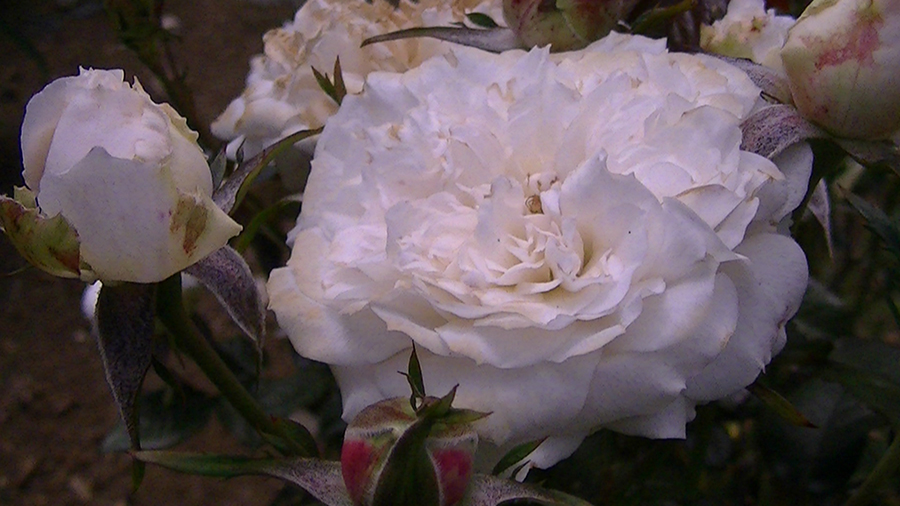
(503, 0, 640, 51)
(340, 397, 478, 506)
(780, 0, 900, 139)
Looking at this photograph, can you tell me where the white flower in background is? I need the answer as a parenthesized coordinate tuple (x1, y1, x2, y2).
(781, 0, 900, 140)
(211, 0, 505, 160)
(700, 0, 795, 73)
(19, 68, 241, 283)
(268, 34, 811, 469)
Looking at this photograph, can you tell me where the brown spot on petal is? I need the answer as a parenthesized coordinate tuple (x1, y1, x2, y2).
(169, 196, 208, 256)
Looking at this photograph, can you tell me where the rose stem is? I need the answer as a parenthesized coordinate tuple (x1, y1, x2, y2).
(156, 274, 311, 457)
(844, 431, 900, 506)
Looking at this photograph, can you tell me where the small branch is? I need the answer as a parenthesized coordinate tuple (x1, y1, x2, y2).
(155, 274, 311, 457)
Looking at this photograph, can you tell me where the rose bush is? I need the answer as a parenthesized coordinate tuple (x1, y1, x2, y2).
(15, 68, 241, 283)
(267, 34, 811, 469)
(780, 0, 900, 139)
(211, 0, 504, 161)
(700, 0, 795, 73)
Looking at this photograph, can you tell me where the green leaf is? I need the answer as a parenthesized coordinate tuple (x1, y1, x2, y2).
(102, 387, 215, 453)
(757, 379, 881, 495)
(185, 246, 266, 351)
(232, 197, 300, 254)
(825, 337, 900, 429)
(132, 452, 354, 506)
(791, 279, 853, 342)
(465, 12, 499, 28)
(262, 417, 321, 459)
(0, 189, 83, 278)
(133, 451, 596, 506)
(209, 147, 228, 191)
(492, 439, 546, 476)
(362, 26, 520, 54)
(133, 451, 268, 477)
(748, 381, 817, 428)
(835, 138, 900, 178)
(845, 193, 900, 261)
(213, 128, 322, 214)
(97, 282, 158, 450)
(464, 474, 595, 506)
(217, 365, 332, 450)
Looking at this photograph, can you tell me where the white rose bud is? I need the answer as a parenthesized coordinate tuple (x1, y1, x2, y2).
(780, 0, 900, 139)
(17, 68, 241, 283)
(341, 397, 478, 506)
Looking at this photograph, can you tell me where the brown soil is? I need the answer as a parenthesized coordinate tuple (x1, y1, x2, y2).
(0, 1, 307, 504)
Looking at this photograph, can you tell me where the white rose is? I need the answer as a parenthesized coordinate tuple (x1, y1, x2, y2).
(20, 68, 241, 283)
(267, 34, 811, 469)
(700, 0, 795, 73)
(781, 0, 900, 140)
(211, 0, 505, 160)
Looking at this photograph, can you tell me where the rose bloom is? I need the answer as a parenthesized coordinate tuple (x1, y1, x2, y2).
(268, 34, 811, 468)
(18, 68, 241, 283)
(212, 0, 504, 160)
(700, 0, 795, 73)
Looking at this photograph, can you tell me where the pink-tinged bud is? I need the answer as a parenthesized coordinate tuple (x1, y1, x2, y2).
(340, 397, 478, 506)
(503, 0, 641, 51)
(781, 0, 900, 139)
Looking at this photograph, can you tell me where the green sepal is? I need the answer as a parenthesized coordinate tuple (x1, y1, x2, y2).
(372, 416, 441, 506)
(0, 187, 84, 278)
(312, 57, 347, 107)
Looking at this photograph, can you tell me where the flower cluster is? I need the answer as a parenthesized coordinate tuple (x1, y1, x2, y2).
(267, 33, 812, 468)
(211, 0, 504, 160)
